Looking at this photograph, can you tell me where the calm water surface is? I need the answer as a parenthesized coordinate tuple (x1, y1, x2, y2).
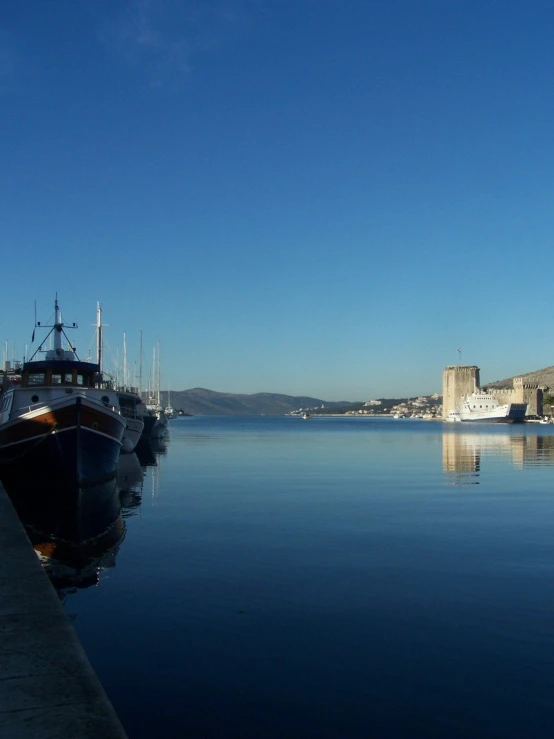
(56, 417, 554, 738)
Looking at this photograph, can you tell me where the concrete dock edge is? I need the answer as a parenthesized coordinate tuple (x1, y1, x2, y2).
(0, 487, 128, 738)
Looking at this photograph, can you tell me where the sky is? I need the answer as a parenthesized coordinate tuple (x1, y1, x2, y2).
(1, 0, 554, 401)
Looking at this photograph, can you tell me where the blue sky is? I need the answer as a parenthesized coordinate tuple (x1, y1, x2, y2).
(2, 1, 554, 400)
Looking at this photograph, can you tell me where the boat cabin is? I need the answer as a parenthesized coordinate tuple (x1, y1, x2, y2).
(20, 360, 101, 389)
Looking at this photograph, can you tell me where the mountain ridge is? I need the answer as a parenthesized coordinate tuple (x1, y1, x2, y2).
(162, 388, 353, 415)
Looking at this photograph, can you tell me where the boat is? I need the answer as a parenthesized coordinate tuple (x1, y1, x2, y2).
(302, 412, 311, 419)
(118, 388, 145, 452)
(145, 399, 168, 438)
(164, 388, 175, 419)
(144, 342, 168, 439)
(0, 298, 126, 497)
(95, 308, 144, 453)
(140, 407, 159, 439)
(457, 391, 527, 423)
(445, 410, 462, 422)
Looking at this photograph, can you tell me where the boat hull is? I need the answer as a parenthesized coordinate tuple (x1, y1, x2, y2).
(459, 403, 527, 423)
(140, 413, 157, 439)
(122, 416, 144, 453)
(150, 415, 168, 439)
(0, 395, 125, 492)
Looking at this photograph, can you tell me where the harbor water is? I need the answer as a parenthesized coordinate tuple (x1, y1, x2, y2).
(28, 417, 554, 738)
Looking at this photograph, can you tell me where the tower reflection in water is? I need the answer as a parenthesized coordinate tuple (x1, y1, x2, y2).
(16, 442, 166, 596)
(443, 431, 554, 484)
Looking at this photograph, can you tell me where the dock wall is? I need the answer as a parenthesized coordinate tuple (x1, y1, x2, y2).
(0, 487, 128, 739)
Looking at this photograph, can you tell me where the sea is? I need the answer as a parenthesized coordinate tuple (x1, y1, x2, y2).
(37, 416, 554, 738)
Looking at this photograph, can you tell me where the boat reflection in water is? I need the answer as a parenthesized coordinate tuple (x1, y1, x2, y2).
(14, 451, 147, 594)
(9, 476, 122, 544)
(135, 435, 167, 468)
(118, 451, 144, 518)
(32, 517, 125, 592)
(443, 430, 554, 484)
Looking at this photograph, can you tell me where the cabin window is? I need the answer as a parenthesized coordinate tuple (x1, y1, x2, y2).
(76, 375, 84, 386)
(28, 373, 45, 386)
(51, 374, 62, 384)
(63, 373, 73, 384)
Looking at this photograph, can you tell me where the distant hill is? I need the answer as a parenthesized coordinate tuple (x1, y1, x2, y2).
(161, 388, 352, 416)
(486, 366, 554, 390)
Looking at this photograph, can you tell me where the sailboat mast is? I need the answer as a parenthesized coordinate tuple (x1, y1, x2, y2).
(152, 346, 156, 402)
(157, 340, 161, 406)
(139, 330, 143, 399)
(123, 332, 127, 390)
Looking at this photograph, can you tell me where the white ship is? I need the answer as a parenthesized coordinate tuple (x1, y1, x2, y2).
(458, 391, 527, 423)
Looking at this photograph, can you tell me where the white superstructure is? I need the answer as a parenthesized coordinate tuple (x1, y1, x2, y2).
(458, 391, 526, 423)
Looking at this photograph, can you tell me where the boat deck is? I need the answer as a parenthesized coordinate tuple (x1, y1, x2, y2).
(0, 485, 127, 738)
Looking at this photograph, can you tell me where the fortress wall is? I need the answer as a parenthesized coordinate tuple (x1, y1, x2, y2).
(488, 387, 517, 405)
(485, 378, 543, 416)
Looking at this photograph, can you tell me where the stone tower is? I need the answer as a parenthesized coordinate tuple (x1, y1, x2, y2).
(513, 377, 543, 416)
(442, 366, 480, 419)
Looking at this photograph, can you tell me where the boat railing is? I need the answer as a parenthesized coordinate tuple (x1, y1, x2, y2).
(12, 400, 51, 418)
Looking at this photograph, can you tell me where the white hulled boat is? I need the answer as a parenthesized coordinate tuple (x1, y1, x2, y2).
(446, 410, 462, 422)
(145, 342, 168, 439)
(458, 391, 526, 423)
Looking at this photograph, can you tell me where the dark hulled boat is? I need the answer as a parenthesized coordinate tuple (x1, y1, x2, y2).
(0, 299, 126, 497)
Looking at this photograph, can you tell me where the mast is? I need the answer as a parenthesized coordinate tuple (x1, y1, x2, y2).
(123, 332, 127, 390)
(96, 302, 103, 377)
(54, 297, 63, 352)
(157, 340, 161, 406)
(139, 330, 143, 399)
(152, 346, 156, 403)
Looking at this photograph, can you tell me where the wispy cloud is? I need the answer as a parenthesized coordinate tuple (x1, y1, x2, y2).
(94, 0, 256, 88)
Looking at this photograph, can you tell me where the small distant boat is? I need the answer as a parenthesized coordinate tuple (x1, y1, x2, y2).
(302, 412, 311, 419)
(164, 389, 175, 419)
(446, 410, 462, 423)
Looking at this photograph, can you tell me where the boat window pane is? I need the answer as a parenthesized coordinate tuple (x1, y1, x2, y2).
(51, 374, 62, 384)
(63, 373, 73, 383)
(76, 374, 84, 386)
(28, 373, 45, 385)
